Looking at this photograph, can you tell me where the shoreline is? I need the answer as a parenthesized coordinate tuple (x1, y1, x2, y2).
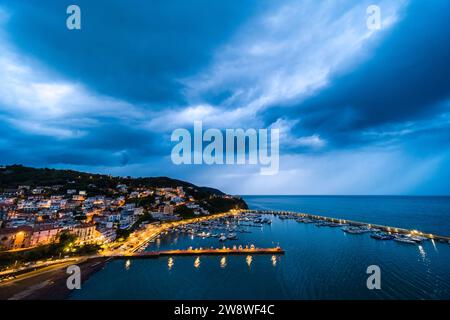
(0, 256, 109, 300)
(2, 208, 450, 300)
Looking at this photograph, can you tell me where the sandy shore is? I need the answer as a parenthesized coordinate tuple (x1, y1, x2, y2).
(0, 256, 109, 300)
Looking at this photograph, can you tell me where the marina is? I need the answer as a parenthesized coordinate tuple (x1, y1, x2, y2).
(242, 209, 450, 244)
(70, 196, 450, 300)
(149, 209, 450, 248)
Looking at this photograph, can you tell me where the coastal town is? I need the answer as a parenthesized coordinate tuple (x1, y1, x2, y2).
(0, 165, 246, 260)
(1, 165, 450, 301)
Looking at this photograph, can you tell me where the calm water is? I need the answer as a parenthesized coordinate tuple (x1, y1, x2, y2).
(71, 196, 450, 300)
(245, 196, 450, 236)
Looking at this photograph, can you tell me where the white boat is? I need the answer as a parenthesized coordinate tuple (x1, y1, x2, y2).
(342, 226, 366, 234)
(227, 233, 237, 240)
(198, 231, 210, 238)
(394, 236, 417, 244)
(406, 235, 426, 243)
(219, 234, 227, 241)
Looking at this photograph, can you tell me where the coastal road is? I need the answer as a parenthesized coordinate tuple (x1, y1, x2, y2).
(0, 257, 107, 300)
(0, 211, 238, 299)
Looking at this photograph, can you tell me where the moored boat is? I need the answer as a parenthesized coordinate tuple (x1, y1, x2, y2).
(227, 233, 237, 240)
(371, 233, 395, 240)
(342, 226, 366, 234)
(394, 235, 417, 244)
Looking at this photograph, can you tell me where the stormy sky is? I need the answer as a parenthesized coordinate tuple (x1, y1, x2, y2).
(0, 0, 449, 195)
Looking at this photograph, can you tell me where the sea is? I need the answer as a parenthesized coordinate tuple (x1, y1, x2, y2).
(71, 196, 450, 300)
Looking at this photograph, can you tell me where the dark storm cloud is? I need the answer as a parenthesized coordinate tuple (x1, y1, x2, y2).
(2, 0, 264, 106)
(0, 114, 166, 168)
(280, 0, 450, 147)
(1, 0, 449, 194)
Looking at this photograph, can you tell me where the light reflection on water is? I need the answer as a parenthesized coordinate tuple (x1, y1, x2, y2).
(168, 257, 174, 270)
(418, 245, 426, 259)
(220, 256, 227, 269)
(431, 239, 439, 253)
(271, 255, 277, 267)
(246, 255, 252, 268)
(194, 256, 201, 268)
(71, 203, 450, 300)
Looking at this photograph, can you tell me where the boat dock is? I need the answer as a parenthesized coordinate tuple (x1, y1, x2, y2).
(111, 247, 285, 259)
(243, 210, 450, 243)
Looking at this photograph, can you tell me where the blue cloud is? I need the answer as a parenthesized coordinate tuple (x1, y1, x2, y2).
(2, 0, 265, 105)
(0, 0, 449, 194)
(282, 0, 450, 147)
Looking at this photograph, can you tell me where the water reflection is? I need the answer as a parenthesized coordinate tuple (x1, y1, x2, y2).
(194, 257, 201, 268)
(220, 256, 227, 269)
(168, 257, 174, 270)
(271, 255, 277, 267)
(125, 259, 131, 270)
(418, 245, 426, 259)
(246, 255, 252, 268)
(431, 239, 439, 252)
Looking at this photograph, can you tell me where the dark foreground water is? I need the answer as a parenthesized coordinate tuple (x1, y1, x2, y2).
(71, 196, 450, 300)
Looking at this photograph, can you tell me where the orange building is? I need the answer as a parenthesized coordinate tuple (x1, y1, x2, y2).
(30, 225, 62, 247)
(0, 226, 33, 251)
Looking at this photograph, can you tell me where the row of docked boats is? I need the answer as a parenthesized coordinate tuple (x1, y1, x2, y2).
(170, 214, 273, 242)
(276, 212, 433, 245)
(342, 226, 429, 244)
(219, 233, 237, 241)
(370, 232, 428, 244)
(295, 216, 346, 227)
(341, 226, 373, 234)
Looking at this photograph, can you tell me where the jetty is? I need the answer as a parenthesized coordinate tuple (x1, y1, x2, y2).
(110, 247, 285, 259)
(243, 210, 450, 243)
